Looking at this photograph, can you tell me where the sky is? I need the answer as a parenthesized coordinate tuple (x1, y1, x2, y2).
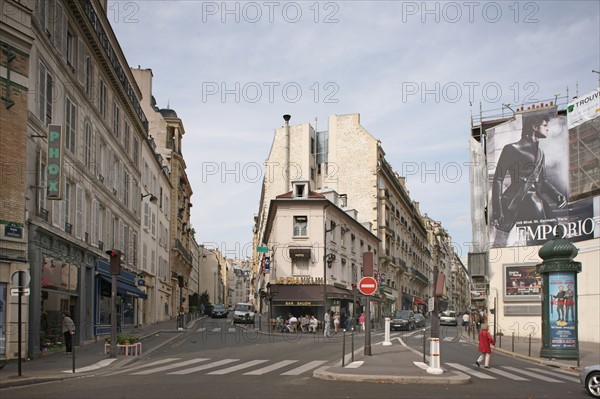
(107, 0, 600, 262)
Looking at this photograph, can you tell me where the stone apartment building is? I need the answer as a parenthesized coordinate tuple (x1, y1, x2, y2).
(254, 114, 458, 320)
(0, 0, 196, 360)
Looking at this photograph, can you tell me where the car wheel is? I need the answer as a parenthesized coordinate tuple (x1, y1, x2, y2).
(587, 371, 600, 398)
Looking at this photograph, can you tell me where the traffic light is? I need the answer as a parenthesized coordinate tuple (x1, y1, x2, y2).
(106, 249, 122, 274)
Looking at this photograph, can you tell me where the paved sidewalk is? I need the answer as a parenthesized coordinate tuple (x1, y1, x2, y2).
(0, 316, 200, 388)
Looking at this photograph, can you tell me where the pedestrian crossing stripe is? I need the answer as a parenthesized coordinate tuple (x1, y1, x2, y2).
(123, 358, 328, 377)
(502, 366, 564, 383)
(196, 327, 237, 333)
(131, 358, 210, 375)
(444, 363, 573, 383)
(446, 363, 496, 379)
(525, 367, 580, 383)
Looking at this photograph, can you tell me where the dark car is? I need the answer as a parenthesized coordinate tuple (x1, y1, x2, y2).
(390, 310, 415, 331)
(211, 304, 228, 318)
(414, 313, 426, 328)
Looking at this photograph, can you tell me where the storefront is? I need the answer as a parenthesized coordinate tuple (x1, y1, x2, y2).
(269, 283, 358, 323)
(94, 259, 147, 336)
(28, 225, 97, 358)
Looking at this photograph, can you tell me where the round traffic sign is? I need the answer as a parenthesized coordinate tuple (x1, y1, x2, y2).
(358, 276, 378, 295)
(11, 270, 30, 288)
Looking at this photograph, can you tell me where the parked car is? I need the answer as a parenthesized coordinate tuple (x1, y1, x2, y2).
(439, 310, 458, 326)
(211, 303, 228, 318)
(390, 310, 415, 331)
(414, 313, 426, 328)
(580, 364, 600, 398)
(233, 303, 255, 324)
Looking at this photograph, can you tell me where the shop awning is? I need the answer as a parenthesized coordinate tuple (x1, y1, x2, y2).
(289, 248, 312, 258)
(99, 275, 148, 299)
(270, 284, 354, 304)
(383, 292, 396, 301)
(413, 296, 427, 305)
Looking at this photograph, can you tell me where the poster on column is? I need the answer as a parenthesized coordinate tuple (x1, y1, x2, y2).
(548, 272, 577, 349)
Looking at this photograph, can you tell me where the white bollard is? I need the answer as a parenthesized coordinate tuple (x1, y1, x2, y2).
(426, 337, 443, 374)
(383, 317, 392, 346)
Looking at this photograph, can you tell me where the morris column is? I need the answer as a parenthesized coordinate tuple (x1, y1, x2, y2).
(536, 236, 581, 360)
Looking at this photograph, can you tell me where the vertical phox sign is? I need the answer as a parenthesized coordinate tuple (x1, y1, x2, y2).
(47, 124, 64, 200)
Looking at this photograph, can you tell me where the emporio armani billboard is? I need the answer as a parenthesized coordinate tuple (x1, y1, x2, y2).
(487, 106, 599, 248)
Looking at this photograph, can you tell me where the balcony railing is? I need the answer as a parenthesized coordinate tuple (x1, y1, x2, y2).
(174, 238, 192, 265)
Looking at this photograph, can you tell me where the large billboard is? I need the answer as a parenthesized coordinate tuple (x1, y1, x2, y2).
(567, 88, 600, 200)
(487, 106, 598, 247)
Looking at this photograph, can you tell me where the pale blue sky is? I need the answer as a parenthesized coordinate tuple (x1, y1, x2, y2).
(108, 0, 600, 261)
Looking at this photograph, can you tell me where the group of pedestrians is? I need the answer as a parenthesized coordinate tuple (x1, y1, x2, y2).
(275, 314, 318, 333)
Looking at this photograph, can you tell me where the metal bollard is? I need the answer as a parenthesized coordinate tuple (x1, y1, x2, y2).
(342, 329, 346, 367)
(499, 333, 502, 348)
(422, 328, 427, 364)
(426, 337, 443, 375)
(383, 317, 392, 346)
(351, 327, 355, 363)
(512, 332, 515, 352)
(528, 334, 532, 357)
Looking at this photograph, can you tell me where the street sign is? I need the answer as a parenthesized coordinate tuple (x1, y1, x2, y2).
(11, 270, 30, 287)
(428, 297, 435, 312)
(257, 246, 269, 253)
(11, 288, 30, 296)
(358, 276, 377, 295)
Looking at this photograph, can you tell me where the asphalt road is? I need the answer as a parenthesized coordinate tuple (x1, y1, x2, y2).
(0, 319, 586, 399)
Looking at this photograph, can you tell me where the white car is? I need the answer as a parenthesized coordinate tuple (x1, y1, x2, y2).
(439, 310, 458, 326)
(233, 303, 255, 324)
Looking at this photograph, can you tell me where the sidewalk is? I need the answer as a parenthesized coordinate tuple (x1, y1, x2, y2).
(0, 316, 199, 389)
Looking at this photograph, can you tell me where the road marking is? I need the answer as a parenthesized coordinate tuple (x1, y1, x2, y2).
(281, 360, 327, 375)
(413, 361, 429, 370)
(344, 361, 364, 369)
(169, 359, 239, 375)
(484, 367, 529, 381)
(207, 359, 268, 375)
(196, 327, 206, 332)
(446, 363, 496, 379)
(243, 360, 298, 375)
(62, 358, 117, 373)
(526, 367, 579, 383)
(131, 358, 209, 375)
(502, 366, 564, 383)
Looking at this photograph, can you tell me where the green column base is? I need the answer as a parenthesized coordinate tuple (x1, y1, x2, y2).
(540, 346, 579, 360)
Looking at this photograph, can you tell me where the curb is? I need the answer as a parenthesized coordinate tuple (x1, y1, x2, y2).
(313, 366, 471, 384)
(492, 347, 581, 372)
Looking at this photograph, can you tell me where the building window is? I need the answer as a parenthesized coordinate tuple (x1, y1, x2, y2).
(99, 79, 106, 118)
(123, 169, 129, 207)
(38, 62, 53, 125)
(66, 29, 74, 68)
(84, 122, 92, 168)
(293, 216, 307, 237)
(293, 256, 310, 275)
(84, 56, 92, 96)
(65, 97, 76, 152)
(112, 101, 120, 138)
(133, 137, 140, 168)
(124, 120, 130, 155)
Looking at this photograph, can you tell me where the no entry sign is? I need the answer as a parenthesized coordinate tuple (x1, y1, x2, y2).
(358, 276, 378, 295)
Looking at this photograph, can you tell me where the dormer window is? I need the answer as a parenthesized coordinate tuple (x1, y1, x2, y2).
(292, 180, 309, 198)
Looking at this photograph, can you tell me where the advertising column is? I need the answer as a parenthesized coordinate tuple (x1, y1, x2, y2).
(537, 237, 582, 360)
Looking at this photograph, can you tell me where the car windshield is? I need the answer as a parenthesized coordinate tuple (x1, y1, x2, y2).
(415, 314, 424, 320)
(393, 310, 411, 319)
(442, 311, 456, 317)
(235, 304, 252, 311)
(213, 304, 225, 310)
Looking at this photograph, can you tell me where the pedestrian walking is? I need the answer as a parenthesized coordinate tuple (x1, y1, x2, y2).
(359, 313, 365, 332)
(62, 311, 75, 354)
(323, 310, 331, 338)
(475, 323, 495, 368)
